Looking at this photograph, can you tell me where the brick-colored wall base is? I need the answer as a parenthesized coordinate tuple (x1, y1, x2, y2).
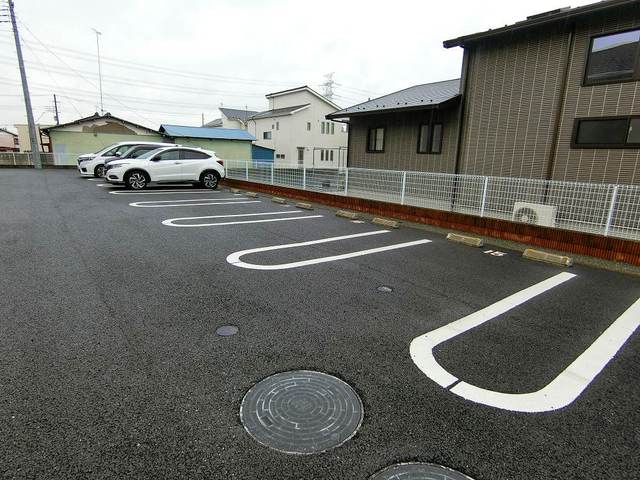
(222, 179, 640, 266)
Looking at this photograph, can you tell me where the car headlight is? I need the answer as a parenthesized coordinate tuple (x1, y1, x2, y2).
(109, 163, 128, 170)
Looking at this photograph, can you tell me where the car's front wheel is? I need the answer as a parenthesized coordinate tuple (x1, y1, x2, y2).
(125, 171, 148, 190)
(94, 164, 106, 177)
(200, 170, 220, 189)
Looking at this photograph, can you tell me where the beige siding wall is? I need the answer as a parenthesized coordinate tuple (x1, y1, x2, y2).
(347, 108, 459, 173)
(552, 5, 640, 184)
(459, 26, 570, 179)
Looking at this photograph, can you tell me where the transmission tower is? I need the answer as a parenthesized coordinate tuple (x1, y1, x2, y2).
(321, 72, 335, 101)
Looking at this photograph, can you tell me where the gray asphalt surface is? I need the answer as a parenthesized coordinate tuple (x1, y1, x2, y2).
(1, 169, 639, 480)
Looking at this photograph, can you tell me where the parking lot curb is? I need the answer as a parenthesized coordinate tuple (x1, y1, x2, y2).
(446, 233, 484, 247)
(336, 210, 359, 220)
(272, 197, 287, 204)
(231, 188, 241, 193)
(295, 202, 314, 210)
(245, 192, 258, 198)
(523, 248, 573, 267)
(372, 217, 399, 228)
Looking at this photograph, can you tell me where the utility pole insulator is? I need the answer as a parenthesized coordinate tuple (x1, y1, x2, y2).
(9, 0, 42, 168)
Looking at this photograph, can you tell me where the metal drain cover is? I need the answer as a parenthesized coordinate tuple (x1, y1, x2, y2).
(240, 370, 363, 454)
(216, 325, 238, 336)
(370, 463, 475, 480)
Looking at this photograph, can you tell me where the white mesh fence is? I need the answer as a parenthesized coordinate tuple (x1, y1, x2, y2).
(225, 160, 640, 240)
(0, 152, 80, 166)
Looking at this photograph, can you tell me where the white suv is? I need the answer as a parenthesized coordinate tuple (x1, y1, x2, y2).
(77, 141, 173, 178)
(105, 146, 225, 190)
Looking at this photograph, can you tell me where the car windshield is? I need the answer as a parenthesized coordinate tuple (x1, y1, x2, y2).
(135, 148, 165, 160)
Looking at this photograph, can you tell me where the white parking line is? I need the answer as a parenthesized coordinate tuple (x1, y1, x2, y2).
(86, 178, 103, 182)
(128, 197, 253, 207)
(410, 272, 640, 412)
(226, 230, 431, 270)
(162, 210, 321, 227)
(109, 190, 220, 195)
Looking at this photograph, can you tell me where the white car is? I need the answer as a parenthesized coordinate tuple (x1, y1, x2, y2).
(77, 142, 173, 178)
(105, 146, 225, 190)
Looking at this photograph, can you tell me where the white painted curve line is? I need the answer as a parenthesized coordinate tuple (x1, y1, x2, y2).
(129, 198, 256, 208)
(163, 210, 307, 226)
(110, 189, 220, 195)
(226, 230, 431, 270)
(166, 214, 323, 227)
(410, 272, 640, 412)
(86, 178, 103, 182)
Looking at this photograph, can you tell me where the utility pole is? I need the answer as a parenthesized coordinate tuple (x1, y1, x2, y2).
(91, 28, 104, 115)
(8, 0, 41, 168)
(53, 94, 59, 125)
(201, 113, 204, 126)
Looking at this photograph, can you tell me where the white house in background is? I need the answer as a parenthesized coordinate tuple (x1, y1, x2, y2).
(0, 127, 19, 151)
(205, 107, 259, 129)
(246, 86, 348, 167)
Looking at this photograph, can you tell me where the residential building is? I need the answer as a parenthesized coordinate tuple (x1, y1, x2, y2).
(327, 80, 461, 173)
(0, 127, 19, 152)
(15, 123, 51, 152)
(205, 107, 259, 129)
(247, 86, 348, 167)
(159, 124, 255, 159)
(330, 0, 640, 185)
(44, 113, 162, 163)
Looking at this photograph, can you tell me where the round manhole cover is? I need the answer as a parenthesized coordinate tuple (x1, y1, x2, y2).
(370, 463, 475, 480)
(216, 325, 239, 336)
(377, 285, 393, 292)
(240, 370, 363, 454)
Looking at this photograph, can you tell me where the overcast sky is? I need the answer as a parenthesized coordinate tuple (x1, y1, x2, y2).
(0, 0, 595, 130)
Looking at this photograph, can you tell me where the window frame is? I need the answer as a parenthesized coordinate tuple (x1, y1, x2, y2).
(366, 126, 385, 153)
(582, 27, 640, 87)
(307, 122, 311, 131)
(571, 115, 640, 149)
(417, 122, 443, 155)
(263, 131, 272, 140)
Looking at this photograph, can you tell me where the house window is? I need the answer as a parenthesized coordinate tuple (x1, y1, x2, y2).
(331, 123, 335, 135)
(367, 127, 385, 152)
(297, 147, 304, 163)
(276, 121, 280, 130)
(307, 122, 311, 131)
(572, 116, 640, 148)
(330, 150, 334, 161)
(275, 153, 286, 159)
(321, 122, 325, 134)
(263, 131, 272, 140)
(417, 123, 443, 154)
(584, 28, 640, 86)
(320, 150, 325, 161)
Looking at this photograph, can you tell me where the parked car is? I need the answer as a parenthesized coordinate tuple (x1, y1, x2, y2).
(77, 141, 173, 178)
(105, 146, 225, 190)
(103, 143, 178, 167)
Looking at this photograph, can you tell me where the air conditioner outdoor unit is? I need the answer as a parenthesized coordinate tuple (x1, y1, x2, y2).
(512, 202, 557, 227)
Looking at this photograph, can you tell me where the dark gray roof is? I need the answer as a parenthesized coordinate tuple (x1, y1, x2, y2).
(0, 127, 17, 136)
(444, 0, 636, 48)
(327, 79, 460, 119)
(42, 112, 158, 135)
(204, 118, 223, 128)
(219, 107, 259, 122)
(249, 104, 310, 120)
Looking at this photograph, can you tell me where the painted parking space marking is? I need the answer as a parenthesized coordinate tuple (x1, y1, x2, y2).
(162, 210, 322, 227)
(226, 230, 431, 270)
(86, 178, 103, 182)
(109, 189, 220, 195)
(410, 272, 640, 412)
(129, 198, 258, 208)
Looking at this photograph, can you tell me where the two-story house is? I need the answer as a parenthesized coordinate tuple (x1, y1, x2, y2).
(329, 0, 640, 185)
(205, 107, 259, 130)
(247, 86, 348, 167)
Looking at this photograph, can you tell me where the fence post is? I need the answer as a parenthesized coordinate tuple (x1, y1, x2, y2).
(302, 166, 306, 190)
(270, 163, 274, 185)
(604, 185, 619, 237)
(12, 152, 16, 165)
(245, 160, 249, 180)
(400, 171, 407, 205)
(343, 168, 349, 195)
(480, 176, 489, 217)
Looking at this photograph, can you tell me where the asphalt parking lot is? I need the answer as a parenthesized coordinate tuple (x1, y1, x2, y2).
(1, 168, 639, 479)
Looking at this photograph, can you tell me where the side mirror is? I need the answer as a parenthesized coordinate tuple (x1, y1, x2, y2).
(115, 152, 121, 157)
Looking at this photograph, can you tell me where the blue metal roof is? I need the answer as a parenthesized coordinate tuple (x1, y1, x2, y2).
(160, 124, 256, 141)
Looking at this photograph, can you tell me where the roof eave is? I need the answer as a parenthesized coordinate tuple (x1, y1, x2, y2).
(443, 0, 637, 48)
